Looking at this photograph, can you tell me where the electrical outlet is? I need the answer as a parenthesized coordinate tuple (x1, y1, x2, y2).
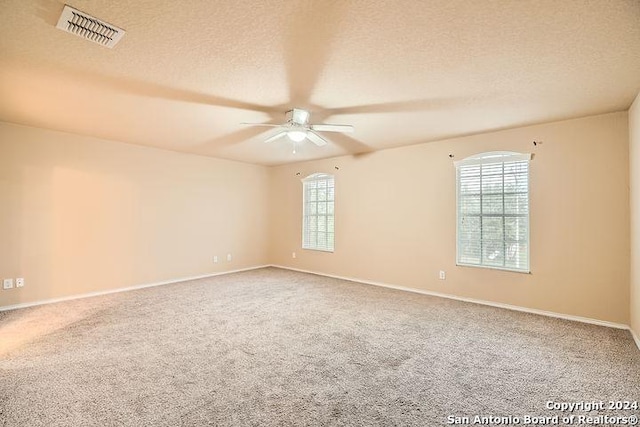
(213, 256, 218, 263)
(292, 252, 296, 259)
(3, 278, 14, 289)
(439, 270, 446, 280)
(16, 278, 24, 288)
(227, 253, 232, 262)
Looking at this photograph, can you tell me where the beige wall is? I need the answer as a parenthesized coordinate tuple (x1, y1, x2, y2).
(270, 112, 630, 324)
(0, 122, 270, 308)
(630, 93, 640, 335)
(1, 112, 632, 326)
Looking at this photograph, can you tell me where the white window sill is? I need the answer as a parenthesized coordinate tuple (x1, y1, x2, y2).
(302, 247, 334, 253)
(456, 263, 530, 274)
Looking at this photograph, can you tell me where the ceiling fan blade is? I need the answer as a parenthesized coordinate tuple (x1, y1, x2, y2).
(328, 132, 372, 155)
(240, 122, 282, 127)
(264, 131, 288, 143)
(310, 124, 354, 133)
(307, 131, 328, 146)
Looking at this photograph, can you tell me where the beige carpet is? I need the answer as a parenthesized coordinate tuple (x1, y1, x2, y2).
(1, 267, 638, 426)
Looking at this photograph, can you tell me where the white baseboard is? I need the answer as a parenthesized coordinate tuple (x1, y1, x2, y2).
(271, 264, 632, 332)
(0, 265, 270, 312)
(631, 328, 640, 351)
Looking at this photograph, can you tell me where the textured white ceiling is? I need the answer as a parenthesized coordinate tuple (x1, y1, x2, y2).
(1, 0, 639, 165)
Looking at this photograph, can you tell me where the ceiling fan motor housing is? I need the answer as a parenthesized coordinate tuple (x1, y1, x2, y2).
(287, 109, 310, 126)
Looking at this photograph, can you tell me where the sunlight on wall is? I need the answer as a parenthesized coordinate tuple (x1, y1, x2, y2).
(51, 167, 137, 298)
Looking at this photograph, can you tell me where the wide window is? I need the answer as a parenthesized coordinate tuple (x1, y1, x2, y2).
(302, 173, 335, 252)
(455, 151, 531, 272)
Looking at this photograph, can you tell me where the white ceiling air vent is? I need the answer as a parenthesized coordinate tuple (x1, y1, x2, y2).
(55, 5, 125, 48)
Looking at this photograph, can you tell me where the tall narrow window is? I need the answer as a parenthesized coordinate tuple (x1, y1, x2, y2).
(455, 151, 531, 272)
(302, 173, 335, 252)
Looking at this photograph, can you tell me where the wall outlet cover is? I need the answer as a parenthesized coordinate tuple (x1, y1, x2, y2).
(3, 278, 14, 289)
(16, 278, 24, 287)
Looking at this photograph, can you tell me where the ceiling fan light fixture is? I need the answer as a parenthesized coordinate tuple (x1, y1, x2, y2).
(287, 130, 307, 142)
(242, 108, 351, 148)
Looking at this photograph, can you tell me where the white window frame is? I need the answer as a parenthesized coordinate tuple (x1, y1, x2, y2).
(455, 151, 531, 273)
(302, 173, 335, 252)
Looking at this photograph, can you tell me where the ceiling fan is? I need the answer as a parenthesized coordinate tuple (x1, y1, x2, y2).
(241, 108, 354, 148)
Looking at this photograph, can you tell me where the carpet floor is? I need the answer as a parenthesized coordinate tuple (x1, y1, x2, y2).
(1, 267, 638, 426)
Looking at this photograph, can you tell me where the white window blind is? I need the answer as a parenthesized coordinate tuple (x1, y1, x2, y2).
(455, 152, 531, 273)
(302, 173, 335, 252)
